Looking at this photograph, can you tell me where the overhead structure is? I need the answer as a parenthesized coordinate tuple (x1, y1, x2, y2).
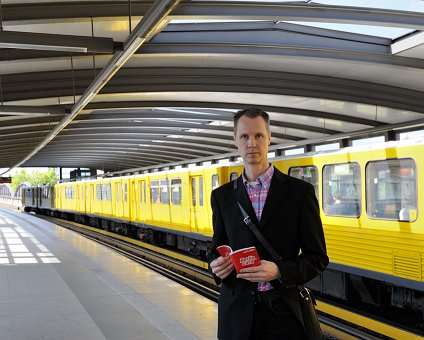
(1, 1, 424, 174)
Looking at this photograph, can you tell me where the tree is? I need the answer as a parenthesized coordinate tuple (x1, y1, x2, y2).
(11, 168, 58, 192)
(28, 168, 58, 186)
(11, 169, 28, 192)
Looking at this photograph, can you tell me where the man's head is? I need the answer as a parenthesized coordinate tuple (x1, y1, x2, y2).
(233, 108, 271, 168)
(233, 107, 270, 135)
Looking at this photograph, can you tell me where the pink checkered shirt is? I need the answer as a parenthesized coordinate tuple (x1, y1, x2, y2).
(242, 164, 274, 292)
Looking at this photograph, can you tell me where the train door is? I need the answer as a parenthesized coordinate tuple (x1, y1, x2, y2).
(89, 184, 95, 214)
(139, 180, 151, 221)
(115, 181, 123, 218)
(131, 179, 137, 222)
(80, 183, 86, 213)
(123, 181, 130, 219)
(76, 185, 80, 212)
(86, 185, 91, 213)
(56, 186, 61, 210)
(190, 175, 206, 233)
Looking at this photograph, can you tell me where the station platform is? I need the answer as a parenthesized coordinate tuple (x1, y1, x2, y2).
(0, 208, 218, 340)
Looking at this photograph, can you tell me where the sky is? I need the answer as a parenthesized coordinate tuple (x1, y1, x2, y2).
(292, 0, 424, 39)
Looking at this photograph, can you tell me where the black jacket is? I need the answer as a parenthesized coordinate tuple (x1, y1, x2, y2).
(208, 168, 328, 340)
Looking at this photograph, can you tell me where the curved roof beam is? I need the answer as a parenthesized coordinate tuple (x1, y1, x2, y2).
(3, 2, 424, 30)
(0, 0, 182, 175)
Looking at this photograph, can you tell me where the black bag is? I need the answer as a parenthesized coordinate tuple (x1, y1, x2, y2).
(299, 287, 322, 340)
(234, 192, 323, 340)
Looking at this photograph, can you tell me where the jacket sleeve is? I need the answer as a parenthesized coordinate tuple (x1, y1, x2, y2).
(277, 184, 329, 288)
(207, 190, 230, 285)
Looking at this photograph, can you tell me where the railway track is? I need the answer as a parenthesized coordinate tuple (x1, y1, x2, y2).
(29, 212, 424, 340)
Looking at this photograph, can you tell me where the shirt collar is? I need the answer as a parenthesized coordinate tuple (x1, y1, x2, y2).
(242, 164, 274, 188)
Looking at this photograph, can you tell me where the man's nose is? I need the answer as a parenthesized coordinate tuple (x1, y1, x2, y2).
(247, 137, 256, 147)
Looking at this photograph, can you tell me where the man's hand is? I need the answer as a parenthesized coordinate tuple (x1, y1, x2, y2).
(236, 260, 280, 282)
(210, 256, 234, 279)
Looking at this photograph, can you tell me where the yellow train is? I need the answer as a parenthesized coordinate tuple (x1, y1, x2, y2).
(22, 138, 424, 319)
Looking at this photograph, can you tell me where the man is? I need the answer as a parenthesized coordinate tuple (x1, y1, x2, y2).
(208, 107, 328, 340)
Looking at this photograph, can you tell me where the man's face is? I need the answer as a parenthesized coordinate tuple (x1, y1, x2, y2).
(234, 115, 271, 166)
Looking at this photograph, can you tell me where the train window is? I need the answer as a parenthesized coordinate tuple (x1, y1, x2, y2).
(103, 184, 112, 201)
(366, 159, 417, 222)
(116, 183, 121, 202)
(171, 178, 182, 205)
(65, 186, 74, 199)
(191, 178, 196, 206)
(289, 166, 318, 199)
(151, 180, 159, 204)
(160, 179, 169, 204)
(123, 183, 127, 202)
(96, 184, 102, 201)
(230, 172, 238, 182)
(143, 182, 146, 204)
(323, 163, 361, 217)
(212, 174, 219, 190)
(199, 176, 204, 206)
(139, 182, 143, 203)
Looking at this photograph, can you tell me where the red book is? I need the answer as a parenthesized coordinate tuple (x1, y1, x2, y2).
(217, 245, 261, 274)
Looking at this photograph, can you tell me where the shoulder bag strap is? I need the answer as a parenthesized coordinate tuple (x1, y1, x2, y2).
(233, 178, 282, 263)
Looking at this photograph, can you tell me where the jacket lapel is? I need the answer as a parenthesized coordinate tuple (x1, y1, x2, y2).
(259, 169, 288, 228)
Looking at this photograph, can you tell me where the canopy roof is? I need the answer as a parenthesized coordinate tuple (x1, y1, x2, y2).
(1, 1, 424, 174)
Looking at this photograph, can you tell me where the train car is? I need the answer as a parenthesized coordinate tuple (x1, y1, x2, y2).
(132, 165, 227, 257)
(22, 138, 424, 319)
(22, 186, 40, 211)
(272, 139, 424, 318)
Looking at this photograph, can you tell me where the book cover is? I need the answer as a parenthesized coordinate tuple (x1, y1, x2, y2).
(217, 245, 261, 274)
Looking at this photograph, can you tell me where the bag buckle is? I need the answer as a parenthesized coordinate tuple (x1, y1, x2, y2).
(299, 287, 310, 300)
(300, 287, 317, 306)
(243, 216, 251, 225)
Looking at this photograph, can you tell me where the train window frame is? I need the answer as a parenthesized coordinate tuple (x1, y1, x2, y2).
(96, 184, 102, 201)
(123, 183, 127, 202)
(191, 178, 196, 206)
(212, 174, 219, 190)
(150, 180, 159, 204)
(171, 178, 182, 205)
(323, 162, 361, 218)
(116, 183, 122, 202)
(288, 165, 319, 199)
(366, 158, 417, 222)
(199, 176, 204, 206)
(143, 181, 146, 204)
(102, 183, 111, 201)
(230, 172, 238, 182)
(160, 178, 169, 204)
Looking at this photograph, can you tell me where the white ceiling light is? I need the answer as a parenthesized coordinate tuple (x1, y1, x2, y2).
(0, 42, 87, 53)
